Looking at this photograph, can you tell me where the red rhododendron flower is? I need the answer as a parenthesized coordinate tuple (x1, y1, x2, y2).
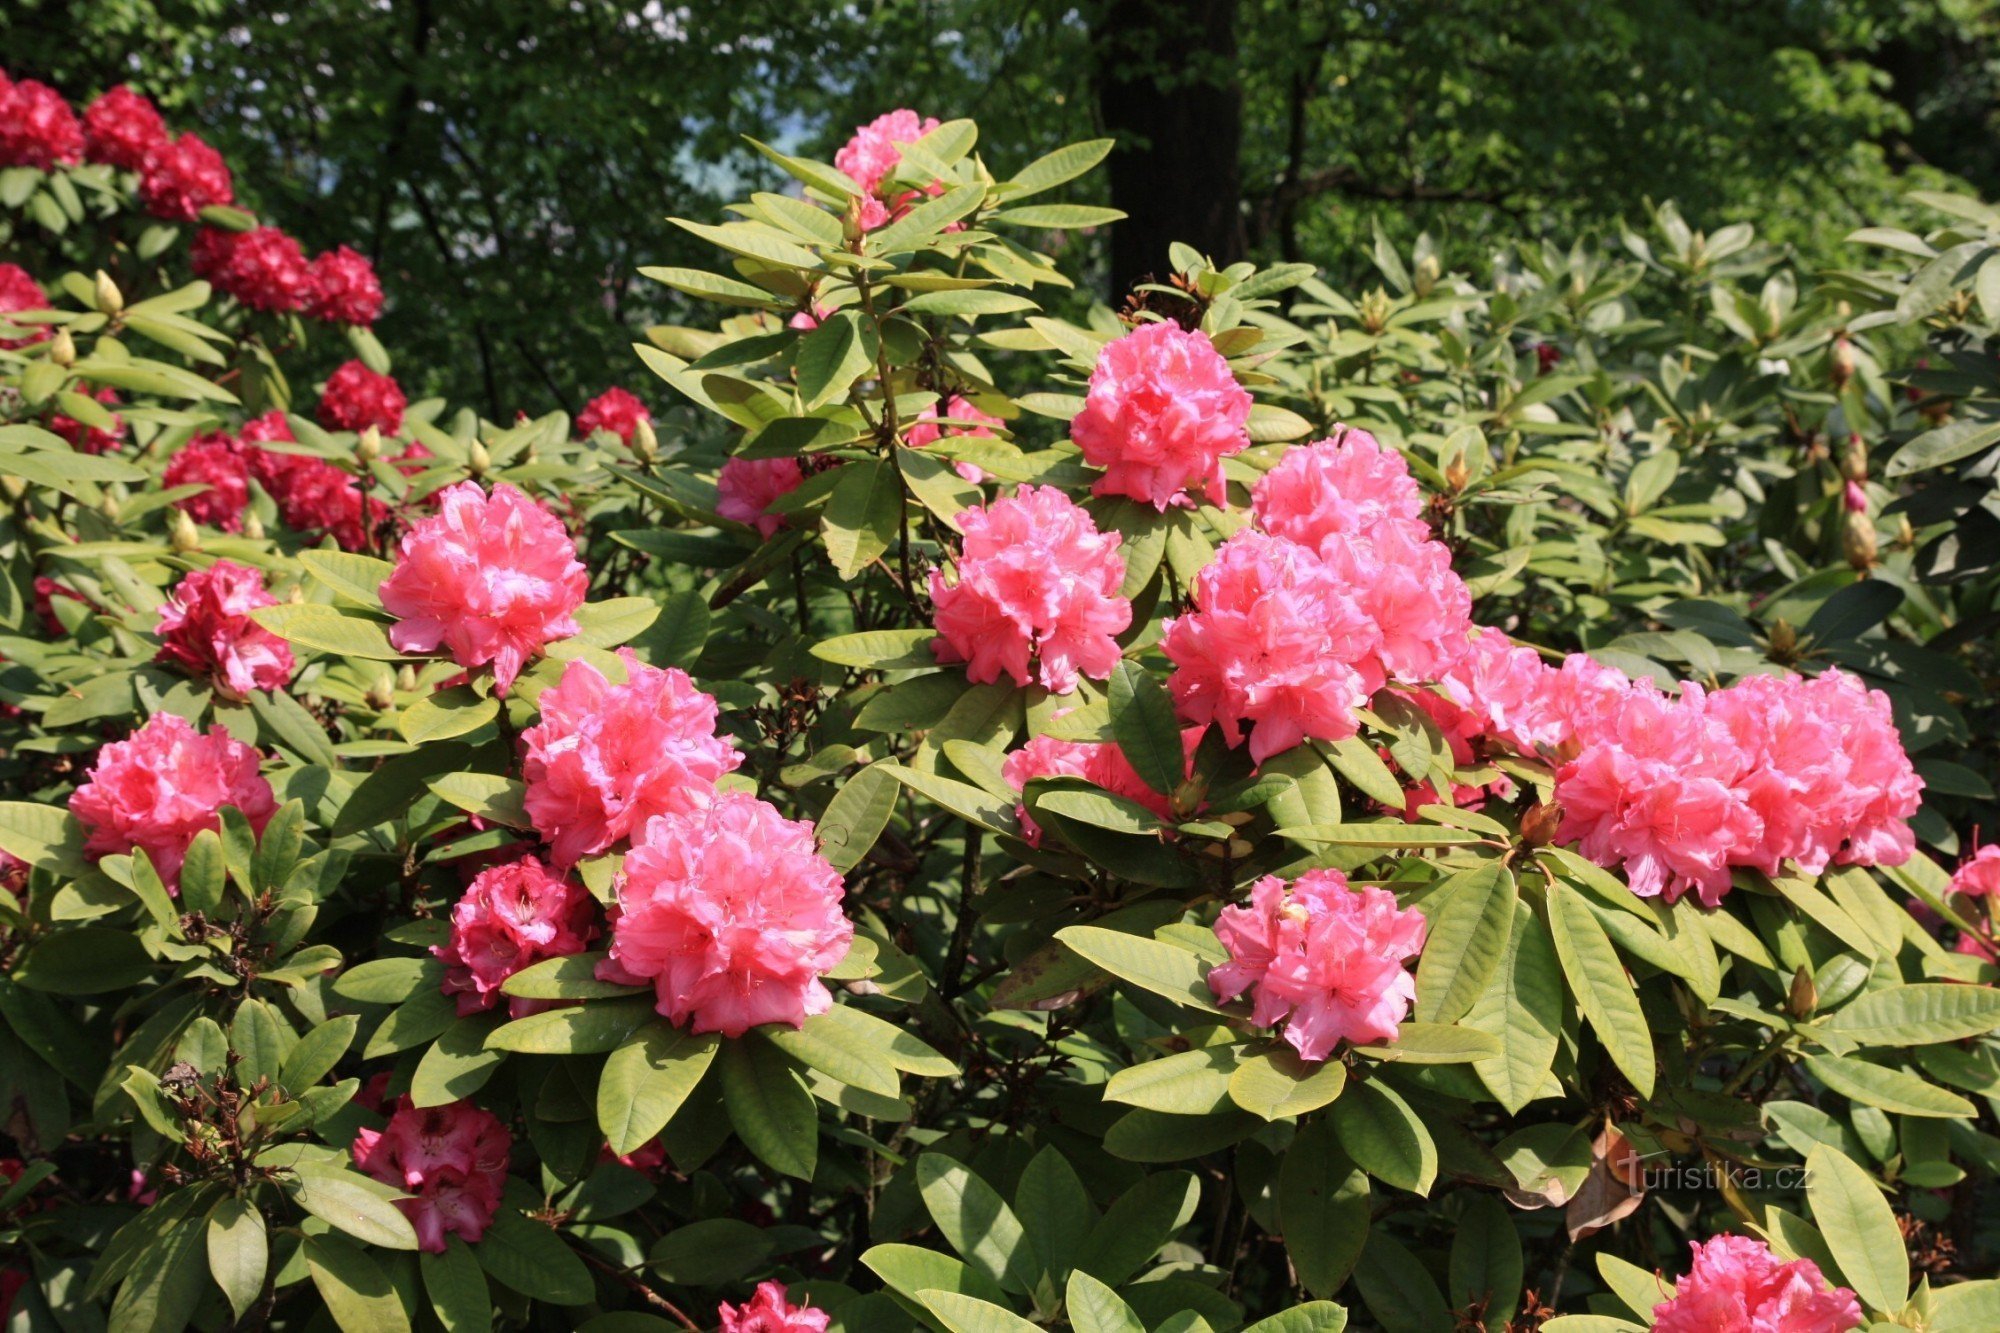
(1163, 530, 1382, 762)
(317, 359, 406, 434)
(716, 456, 805, 538)
(905, 392, 1001, 482)
(197, 226, 311, 313)
(68, 713, 275, 891)
(164, 432, 253, 532)
(599, 790, 852, 1037)
(719, 1282, 830, 1333)
(1070, 320, 1252, 509)
(0, 79, 84, 169)
(574, 386, 651, 444)
(834, 108, 945, 230)
(351, 1098, 510, 1252)
(139, 132, 233, 221)
(48, 386, 126, 455)
(1651, 1235, 1862, 1333)
(0, 263, 50, 350)
(303, 246, 384, 326)
(81, 85, 167, 171)
(154, 561, 295, 699)
(522, 650, 741, 867)
(380, 481, 587, 693)
(1208, 868, 1427, 1062)
(433, 856, 598, 1017)
(930, 484, 1130, 694)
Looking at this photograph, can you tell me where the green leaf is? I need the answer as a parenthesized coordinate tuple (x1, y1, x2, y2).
(1352, 1022, 1501, 1064)
(412, 1013, 506, 1107)
(764, 1008, 902, 1096)
(305, 1233, 412, 1333)
(863, 1242, 1011, 1311)
(1352, 1230, 1453, 1333)
(1228, 1047, 1348, 1120)
(1822, 984, 2000, 1046)
(598, 1022, 719, 1157)
(917, 1290, 1045, 1333)
(1323, 737, 1407, 807)
(205, 1197, 267, 1323)
(917, 1152, 1038, 1295)
(251, 604, 403, 660)
(299, 550, 396, 608)
(1105, 1045, 1238, 1115)
(1332, 1079, 1436, 1195)
(649, 1218, 775, 1285)
(1414, 864, 1516, 1024)
(0, 801, 88, 875)
(988, 203, 1127, 228)
(1016, 1146, 1095, 1290)
(822, 458, 903, 579)
(476, 1209, 595, 1305)
(1239, 1304, 1351, 1333)
(335, 956, 445, 1004)
(1280, 1120, 1370, 1297)
(1467, 904, 1564, 1114)
(720, 1034, 818, 1179)
(1275, 823, 1487, 848)
(1806, 1145, 1907, 1314)
(420, 1236, 493, 1333)
(15, 925, 152, 994)
(500, 951, 647, 1001)
(1449, 1194, 1523, 1330)
(426, 771, 530, 827)
(796, 311, 878, 410)
(640, 265, 786, 309)
(817, 760, 900, 872)
(278, 1014, 358, 1093)
(1076, 1170, 1202, 1287)
(399, 687, 499, 744)
(883, 763, 1020, 837)
(1054, 926, 1223, 1014)
(1802, 1054, 1976, 1118)
(1066, 1271, 1146, 1333)
(288, 1165, 420, 1250)
(1004, 139, 1115, 199)
(1108, 662, 1185, 796)
(812, 629, 939, 669)
(1545, 879, 1656, 1098)
(486, 998, 652, 1054)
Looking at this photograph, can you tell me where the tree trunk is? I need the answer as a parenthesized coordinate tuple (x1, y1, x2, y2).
(1095, 0, 1245, 301)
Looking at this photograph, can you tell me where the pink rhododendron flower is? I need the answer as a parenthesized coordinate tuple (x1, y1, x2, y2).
(716, 456, 805, 538)
(351, 1098, 510, 1253)
(1315, 520, 1472, 685)
(1070, 321, 1252, 509)
(1951, 844, 2000, 897)
(154, 560, 295, 699)
(48, 385, 126, 455)
(905, 393, 1002, 483)
(380, 482, 587, 693)
(1163, 530, 1382, 762)
(929, 484, 1130, 694)
(198, 225, 311, 313)
(433, 856, 598, 1017)
(1651, 1235, 1862, 1333)
(575, 386, 651, 444)
(718, 1282, 830, 1333)
(0, 79, 83, 169)
(165, 432, 252, 532)
(81, 85, 167, 171)
(599, 790, 852, 1037)
(522, 650, 742, 867)
(68, 713, 275, 891)
(304, 246, 384, 326)
(1002, 728, 1200, 845)
(1251, 428, 1430, 552)
(0, 263, 50, 350)
(834, 108, 944, 230)
(139, 132, 233, 221)
(317, 359, 406, 434)
(1208, 868, 1426, 1062)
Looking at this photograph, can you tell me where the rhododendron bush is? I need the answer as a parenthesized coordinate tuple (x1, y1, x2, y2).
(1, 81, 1999, 1333)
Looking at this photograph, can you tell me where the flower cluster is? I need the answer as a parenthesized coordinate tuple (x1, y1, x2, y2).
(351, 1098, 511, 1252)
(242, 410, 386, 551)
(304, 246, 384, 326)
(719, 1282, 830, 1333)
(318, 359, 407, 434)
(0, 263, 49, 350)
(1002, 730, 1197, 845)
(1070, 320, 1252, 509)
(0, 77, 83, 169)
(1208, 868, 1428, 1062)
(381, 482, 588, 693)
(192, 225, 310, 313)
(80, 85, 166, 171)
(138, 131, 233, 221)
(69, 713, 275, 891)
(575, 386, 651, 444)
(717, 456, 804, 538)
(834, 108, 945, 230)
(434, 856, 599, 1017)
(599, 790, 852, 1037)
(522, 651, 742, 867)
(153, 561, 296, 699)
(1650, 1235, 1862, 1333)
(930, 484, 1130, 694)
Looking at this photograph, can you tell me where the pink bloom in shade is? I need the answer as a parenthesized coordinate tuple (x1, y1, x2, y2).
(787, 303, 829, 331)
(203, 226, 310, 313)
(433, 856, 598, 1018)
(303, 246, 384, 326)
(0, 79, 84, 169)
(138, 132, 233, 221)
(716, 456, 805, 538)
(351, 1098, 511, 1253)
(380, 482, 588, 693)
(68, 713, 275, 892)
(1651, 1235, 1863, 1333)
(574, 386, 652, 444)
(1555, 683, 1763, 907)
(80, 85, 167, 171)
(1952, 845, 2000, 897)
(1251, 427, 1430, 552)
(834, 109, 945, 230)
(48, 385, 126, 455)
(1163, 531, 1382, 763)
(164, 433, 252, 532)
(1070, 321, 1253, 510)
(905, 393, 1002, 483)
(522, 650, 742, 867)
(718, 1281, 831, 1333)
(599, 790, 852, 1038)
(153, 561, 295, 699)
(1208, 869, 1427, 1063)
(0, 263, 50, 350)
(1002, 728, 1201, 846)
(317, 359, 406, 434)
(929, 485, 1131, 694)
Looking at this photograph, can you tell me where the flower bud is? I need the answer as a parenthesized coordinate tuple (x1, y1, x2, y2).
(98, 493, 121, 522)
(49, 327, 76, 367)
(243, 511, 266, 540)
(1359, 287, 1393, 335)
(1767, 617, 1797, 659)
(1894, 515, 1915, 550)
(1413, 253, 1441, 296)
(94, 270, 123, 316)
(396, 664, 418, 692)
(1837, 433, 1868, 483)
(356, 425, 382, 464)
(469, 440, 491, 477)
(365, 671, 395, 711)
(1829, 333, 1856, 391)
(1788, 965, 1817, 1018)
(169, 509, 201, 553)
(1842, 480, 1867, 514)
(1842, 508, 1878, 571)
(631, 416, 658, 463)
(1443, 452, 1470, 494)
(1519, 799, 1563, 848)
